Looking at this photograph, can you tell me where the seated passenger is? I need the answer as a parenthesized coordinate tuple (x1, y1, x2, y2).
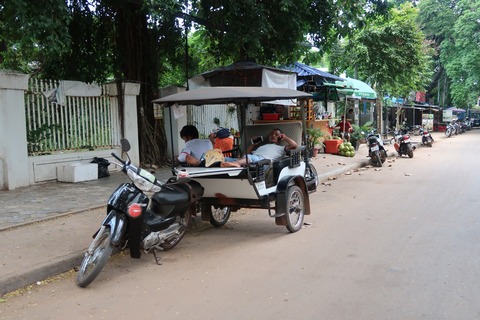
(221, 129, 297, 168)
(177, 125, 213, 166)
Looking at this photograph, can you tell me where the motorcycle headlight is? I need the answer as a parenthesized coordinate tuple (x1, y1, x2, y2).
(127, 168, 162, 193)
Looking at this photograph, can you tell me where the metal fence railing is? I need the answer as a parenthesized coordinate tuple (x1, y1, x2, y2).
(25, 78, 116, 155)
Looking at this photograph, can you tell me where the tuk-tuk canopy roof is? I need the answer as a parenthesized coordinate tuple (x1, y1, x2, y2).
(153, 86, 312, 106)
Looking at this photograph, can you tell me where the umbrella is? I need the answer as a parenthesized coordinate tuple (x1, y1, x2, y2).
(335, 77, 377, 100)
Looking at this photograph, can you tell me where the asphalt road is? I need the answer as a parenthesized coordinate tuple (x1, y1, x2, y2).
(1, 129, 479, 320)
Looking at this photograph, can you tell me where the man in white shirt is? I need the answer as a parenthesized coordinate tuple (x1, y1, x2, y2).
(177, 125, 213, 166)
(221, 129, 297, 167)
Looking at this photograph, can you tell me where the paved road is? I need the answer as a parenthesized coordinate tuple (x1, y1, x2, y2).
(1, 130, 479, 320)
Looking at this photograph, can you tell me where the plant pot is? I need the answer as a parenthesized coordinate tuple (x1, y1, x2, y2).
(309, 148, 319, 158)
(324, 139, 342, 154)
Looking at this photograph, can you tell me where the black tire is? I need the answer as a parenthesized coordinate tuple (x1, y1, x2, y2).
(284, 185, 305, 233)
(76, 227, 114, 288)
(160, 210, 191, 250)
(374, 151, 382, 167)
(407, 145, 414, 158)
(380, 150, 387, 163)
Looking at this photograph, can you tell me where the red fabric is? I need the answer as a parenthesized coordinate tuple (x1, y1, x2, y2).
(214, 137, 234, 156)
(416, 91, 426, 102)
(336, 121, 352, 133)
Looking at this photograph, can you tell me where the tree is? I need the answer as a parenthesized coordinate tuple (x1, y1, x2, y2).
(188, 0, 389, 65)
(334, 3, 432, 98)
(418, 0, 480, 108)
(0, 0, 390, 165)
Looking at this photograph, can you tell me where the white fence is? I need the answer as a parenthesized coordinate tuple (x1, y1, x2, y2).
(187, 104, 239, 137)
(0, 70, 140, 190)
(25, 79, 116, 155)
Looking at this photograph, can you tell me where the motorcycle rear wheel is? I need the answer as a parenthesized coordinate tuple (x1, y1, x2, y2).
(76, 226, 113, 288)
(407, 149, 414, 158)
(159, 210, 191, 250)
(373, 151, 382, 167)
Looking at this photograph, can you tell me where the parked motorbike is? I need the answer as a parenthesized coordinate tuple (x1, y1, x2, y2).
(76, 139, 204, 288)
(392, 128, 415, 158)
(445, 122, 456, 137)
(366, 129, 387, 167)
(420, 127, 434, 147)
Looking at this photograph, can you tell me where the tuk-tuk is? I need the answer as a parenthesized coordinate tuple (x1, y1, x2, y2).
(153, 87, 318, 233)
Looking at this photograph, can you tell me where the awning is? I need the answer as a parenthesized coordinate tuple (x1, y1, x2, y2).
(446, 106, 466, 113)
(280, 62, 344, 88)
(335, 77, 377, 100)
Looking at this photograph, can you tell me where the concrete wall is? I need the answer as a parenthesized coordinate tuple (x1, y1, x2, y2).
(0, 71, 141, 190)
(0, 71, 30, 190)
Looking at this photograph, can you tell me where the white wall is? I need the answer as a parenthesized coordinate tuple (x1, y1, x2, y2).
(0, 71, 140, 190)
(0, 71, 30, 189)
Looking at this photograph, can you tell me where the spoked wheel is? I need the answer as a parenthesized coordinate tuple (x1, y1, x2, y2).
(211, 206, 231, 227)
(284, 185, 305, 233)
(160, 210, 191, 250)
(201, 203, 231, 227)
(76, 226, 114, 288)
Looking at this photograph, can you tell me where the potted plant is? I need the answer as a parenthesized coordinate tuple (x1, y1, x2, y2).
(306, 127, 325, 157)
(350, 121, 374, 150)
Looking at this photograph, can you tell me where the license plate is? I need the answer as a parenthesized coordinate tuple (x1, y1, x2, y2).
(371, 145, 379, 151)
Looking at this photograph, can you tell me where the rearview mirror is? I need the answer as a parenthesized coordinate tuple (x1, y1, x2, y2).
(120, 138, 131, 152)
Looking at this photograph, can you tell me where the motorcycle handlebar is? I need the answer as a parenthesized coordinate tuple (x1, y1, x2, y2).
(111, 152, 125, 164)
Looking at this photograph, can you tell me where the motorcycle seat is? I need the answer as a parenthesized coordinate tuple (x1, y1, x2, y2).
(151, 181, 204, 205)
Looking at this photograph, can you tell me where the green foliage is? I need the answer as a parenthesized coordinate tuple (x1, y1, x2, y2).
(0, 0, 71, 73)
(350, 121, 374, 142)
(332, 3, 433, 99)
(418, 0, 480, 108)
(27, 124, 61, 154)
(306, 127, 325, 149)
(188, 0, 389, 65)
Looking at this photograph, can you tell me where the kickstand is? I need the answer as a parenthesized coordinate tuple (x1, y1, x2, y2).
(153, 250, 162, 265)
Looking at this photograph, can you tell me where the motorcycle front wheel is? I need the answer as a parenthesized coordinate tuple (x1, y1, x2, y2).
(160, 210, 191, 250)
(76, 226, 114, 288)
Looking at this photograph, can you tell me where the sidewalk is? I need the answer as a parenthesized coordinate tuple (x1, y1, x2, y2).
(0, 135, 440, 296)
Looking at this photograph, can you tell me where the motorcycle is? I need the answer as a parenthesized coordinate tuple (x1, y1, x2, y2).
(392, 128, 415, 158)
(420, 127, 434, 147)
(76, 139, 204, 288)
(445, 122, 456, 137)
(366, 129, 387, 167)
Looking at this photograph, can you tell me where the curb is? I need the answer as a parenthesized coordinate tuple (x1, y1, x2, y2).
(0, 250, 84, 296)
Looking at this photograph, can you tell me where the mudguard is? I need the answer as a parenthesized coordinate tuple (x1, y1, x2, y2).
(102, 210, 127, 247)
(275, 175, 311, 216)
